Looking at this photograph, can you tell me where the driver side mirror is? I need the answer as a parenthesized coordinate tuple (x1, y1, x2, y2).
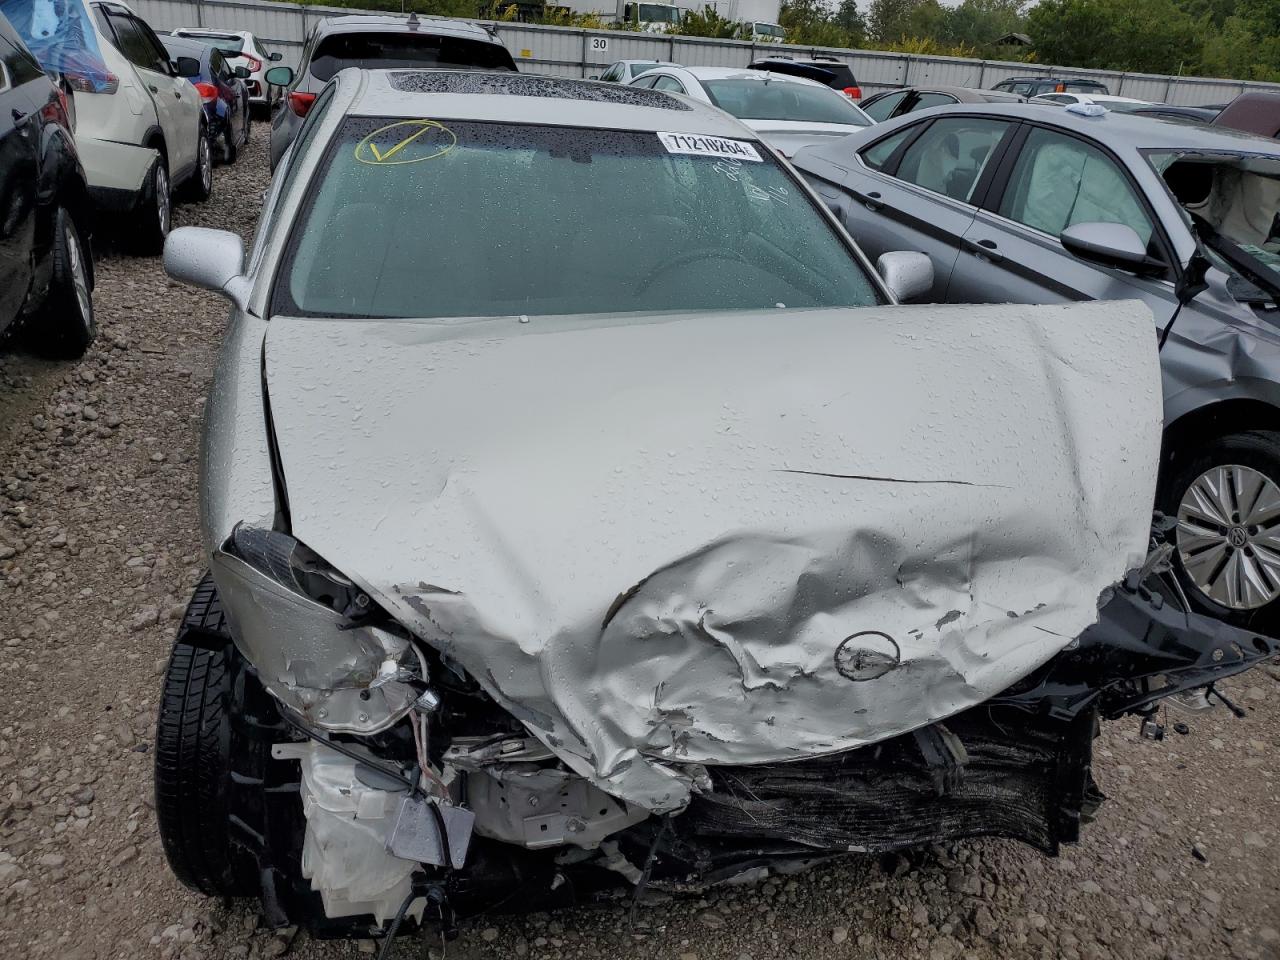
(1060, 222, 1157, 273)
(877, 251, 934, 302)
(264, 65, 294, 86)
(269, 51, 283, 62)
(173, 56, 201, 79)
(164, 227, 251, 310)
(233, 65, 251, 79)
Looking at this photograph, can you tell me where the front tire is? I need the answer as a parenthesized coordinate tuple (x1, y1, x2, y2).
(130, 158, 170, 256)
(29, 207, 95, 357)
(1157, 430, 1280, 630)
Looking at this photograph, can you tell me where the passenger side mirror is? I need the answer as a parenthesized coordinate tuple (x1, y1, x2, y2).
(174, 57, 201, 78)
(264, 65, 294, 86)
(164, 227, 251, 310)
(269, 51, 283, 62)
(234, 65, 251, 79)
(877, 251, 934, 302)
(1060, 222, 1151, 272)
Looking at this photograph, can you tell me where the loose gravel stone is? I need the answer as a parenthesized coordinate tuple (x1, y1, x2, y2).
(0, 115, 1277, 960)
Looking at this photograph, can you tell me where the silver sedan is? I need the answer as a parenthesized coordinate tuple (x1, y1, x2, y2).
(154, 69, 1272, 944)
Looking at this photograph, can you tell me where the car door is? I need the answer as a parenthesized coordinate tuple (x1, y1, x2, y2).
(0, 33, 41, 326)
(832, 115, 1017, 300)
(951, 124, 1178, 323)
(106, 9, 194, 174)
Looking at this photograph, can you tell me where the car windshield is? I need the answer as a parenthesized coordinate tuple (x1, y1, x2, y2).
(631, 62, 663, 76)
(309, 33, 514, 81)
(755, 22, 785, 38)
(702, 79, 870, 125)
(634, 3, 681, 22)
(276, 119, 881, 320)
(1151, 150, 1280, 303)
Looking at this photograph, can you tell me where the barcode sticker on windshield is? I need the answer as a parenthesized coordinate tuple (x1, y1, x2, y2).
(658, 132, 763, 162)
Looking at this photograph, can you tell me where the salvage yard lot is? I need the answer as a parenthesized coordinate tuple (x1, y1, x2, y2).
(0, 134, 1278, 960)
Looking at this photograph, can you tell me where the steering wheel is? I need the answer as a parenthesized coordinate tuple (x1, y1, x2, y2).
(634, 247, 754, 296)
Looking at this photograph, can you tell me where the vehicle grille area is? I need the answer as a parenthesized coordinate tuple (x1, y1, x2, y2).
(682, 709, 1101, 856)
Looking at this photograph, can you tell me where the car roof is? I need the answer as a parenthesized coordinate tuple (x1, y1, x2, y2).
(897, 102, 1280, 152)
(348, 70, 759, 136)
(174, 27, 250, 38)
(875, 85, 1023, 103)
(997, 75, 1106, 84)
(676, 66, 825, 87)
(315, 14, 496, 42)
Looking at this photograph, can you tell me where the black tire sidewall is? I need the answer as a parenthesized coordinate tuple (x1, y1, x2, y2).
(1157, 429, 1280, 631)
(132, 159, 169, 255)
(27, 207, 94, 357)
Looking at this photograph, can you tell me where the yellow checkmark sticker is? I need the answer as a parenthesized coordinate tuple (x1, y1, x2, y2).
(355, 120, 457, 166)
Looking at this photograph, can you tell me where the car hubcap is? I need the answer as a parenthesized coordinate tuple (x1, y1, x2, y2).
(1176, 464, 1280, 610)
(201, 139, 212, 190)
(66, 222, 91, 329)
(157, 166, 170, 235)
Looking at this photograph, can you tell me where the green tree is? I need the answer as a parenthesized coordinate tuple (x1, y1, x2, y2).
(867, 0, 923, 42)
(779, 0, 858, 46)
(1026, 0, 1198, 74)
(677, 4, 740, 37)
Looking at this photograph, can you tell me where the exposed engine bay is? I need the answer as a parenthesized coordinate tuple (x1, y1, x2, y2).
(176, 537, 1276, 939)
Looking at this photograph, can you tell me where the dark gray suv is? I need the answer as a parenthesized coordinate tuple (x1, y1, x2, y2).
(793, 104, 1280, 629)
(266, 13, 515, 170)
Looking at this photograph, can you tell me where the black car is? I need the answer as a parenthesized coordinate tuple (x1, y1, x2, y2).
(747, 56, 862, 101)
(0, 13, 95, 356)
(991, 76, 1109, 97)
(161, 35, 250, 165)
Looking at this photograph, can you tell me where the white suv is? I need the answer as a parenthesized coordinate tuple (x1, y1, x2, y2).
(169, 28, 283, 117)
(79, 0, 211, 252)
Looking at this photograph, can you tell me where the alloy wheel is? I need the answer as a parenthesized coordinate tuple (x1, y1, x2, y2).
(66, 220, 91, 332)
(1176, 463, 1280, 610)
(157, 165, 171, 236)
(200, 137, 212, 192)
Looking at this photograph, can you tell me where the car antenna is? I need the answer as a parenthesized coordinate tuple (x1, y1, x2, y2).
(406, 11, 420, 29)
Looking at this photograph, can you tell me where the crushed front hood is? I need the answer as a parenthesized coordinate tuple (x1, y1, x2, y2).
(264, 301, 1163, 812)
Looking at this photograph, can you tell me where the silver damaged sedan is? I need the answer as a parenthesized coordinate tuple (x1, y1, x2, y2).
(154, 69, 1276, 942)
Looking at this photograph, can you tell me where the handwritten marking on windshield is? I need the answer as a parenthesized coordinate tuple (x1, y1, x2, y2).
(355, 120, 457, 166)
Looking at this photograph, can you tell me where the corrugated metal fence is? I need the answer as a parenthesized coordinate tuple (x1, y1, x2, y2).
(132, 0, 1280, 106)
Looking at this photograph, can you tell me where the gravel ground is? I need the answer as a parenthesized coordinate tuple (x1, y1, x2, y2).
(1, 130, 1278, 960)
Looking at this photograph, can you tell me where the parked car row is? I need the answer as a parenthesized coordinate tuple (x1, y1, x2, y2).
(153, 50, 1280, 947)
(0, 0, 274, 358)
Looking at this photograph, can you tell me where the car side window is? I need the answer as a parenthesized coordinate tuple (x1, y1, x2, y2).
(997, 127, 1154, 245)
(910, 93, 958, 112)
(863, 90, 908, 122)
(631, 74, 659, 89)
(600, 64, 619, 82)
(133, 16, 174, 74)
(212, 50, 230, 82)
(107, 12, 158, 71)
(892, 117, 1010, 202)
(653, 75, 685, 93)
(0, 35, 43, 87)
(1011, 82, 1033, 96)
(860, 126, 916, 170)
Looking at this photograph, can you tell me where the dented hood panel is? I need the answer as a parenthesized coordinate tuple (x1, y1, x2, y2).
(264, 301, 1162, 812)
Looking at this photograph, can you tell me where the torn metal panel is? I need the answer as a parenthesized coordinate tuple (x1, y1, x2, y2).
(256, 300, 1162, 812)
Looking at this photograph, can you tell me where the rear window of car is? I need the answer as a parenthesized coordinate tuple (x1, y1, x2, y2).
(1063, 81, 1108, 94)
(181, 31, 244, 56)
(275, 119, 882, 320)
(702, 79, 870, 125)
(309, 31, 515, 81)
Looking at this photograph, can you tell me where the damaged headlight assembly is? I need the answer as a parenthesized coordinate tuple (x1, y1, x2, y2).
(212, 524, 423, 736)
